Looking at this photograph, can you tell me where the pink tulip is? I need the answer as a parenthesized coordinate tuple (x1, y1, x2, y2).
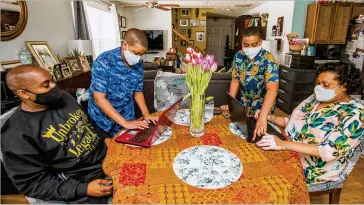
(187, 47, 194, 55)
(184, 53, 191, 63)
(191, 58, 197, 66)
(210, 62, 218, 72)
(205, 55, 214, 65)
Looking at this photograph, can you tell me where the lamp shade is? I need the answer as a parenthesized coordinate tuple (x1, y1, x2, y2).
(68, 40, 93, 56)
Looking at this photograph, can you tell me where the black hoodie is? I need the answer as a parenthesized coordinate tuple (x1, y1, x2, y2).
(1, 92, 108, 203)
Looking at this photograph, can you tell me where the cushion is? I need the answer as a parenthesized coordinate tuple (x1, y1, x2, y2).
(154, 71, 189, 111)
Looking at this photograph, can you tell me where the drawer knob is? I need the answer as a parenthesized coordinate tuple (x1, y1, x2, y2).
(278, 99, 283, 103)
(279, 89, 285, 94)
(281, 79, 287, 84)
(282, 69, 288, 73)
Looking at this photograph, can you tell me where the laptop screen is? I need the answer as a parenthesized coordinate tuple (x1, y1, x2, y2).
(150, 98, 182, 144)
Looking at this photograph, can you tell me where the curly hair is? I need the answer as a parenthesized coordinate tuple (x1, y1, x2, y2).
(316, 62, 363, 94)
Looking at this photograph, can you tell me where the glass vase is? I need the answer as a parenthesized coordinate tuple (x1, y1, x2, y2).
(190, 93, 205, 137)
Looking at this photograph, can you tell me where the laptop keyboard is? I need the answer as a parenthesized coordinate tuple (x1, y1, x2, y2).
(130, 124, 156, 143)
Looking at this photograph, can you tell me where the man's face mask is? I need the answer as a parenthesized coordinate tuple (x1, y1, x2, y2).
(24, 85, 63, 106)
(124, 44, 141, 66)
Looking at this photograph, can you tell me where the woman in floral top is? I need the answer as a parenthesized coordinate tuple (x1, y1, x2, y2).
(256, 62, 363, 186)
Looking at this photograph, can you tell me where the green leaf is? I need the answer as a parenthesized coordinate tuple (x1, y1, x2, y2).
(323, 110, 339, 118)
(351, 128, 364, 140)
(310, 113, 319, 121)
(301, 124, 309, 133)
(310, 118, 326, 128)
(306, 133, 316, 139)
(334, 136, 348, 145)
(320, 122, 335, 132)
(183, 93, 191, 101)
(205, 96, 214, 102)
(348, 120, 359, 134)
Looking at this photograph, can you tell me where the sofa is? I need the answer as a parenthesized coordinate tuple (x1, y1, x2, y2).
(135, 70, 232, 118)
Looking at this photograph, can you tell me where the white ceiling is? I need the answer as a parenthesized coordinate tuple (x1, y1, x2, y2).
(114, 0, 264, 17)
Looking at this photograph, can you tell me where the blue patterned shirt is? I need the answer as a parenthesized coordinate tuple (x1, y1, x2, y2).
(88, 47, 143, 136)
(231, 48, 279, 116)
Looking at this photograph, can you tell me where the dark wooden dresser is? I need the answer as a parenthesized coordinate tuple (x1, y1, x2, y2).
(277, 65, 316, 114)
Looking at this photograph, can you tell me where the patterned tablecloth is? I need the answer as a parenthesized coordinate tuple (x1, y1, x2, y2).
(102, 114, 310, 204)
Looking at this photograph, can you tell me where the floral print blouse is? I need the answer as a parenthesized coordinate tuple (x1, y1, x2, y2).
(285, 95, 364, 185)
(231, 49, 279, 116)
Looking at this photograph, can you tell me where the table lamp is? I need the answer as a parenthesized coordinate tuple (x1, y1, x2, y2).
(68, 40, 93, 65)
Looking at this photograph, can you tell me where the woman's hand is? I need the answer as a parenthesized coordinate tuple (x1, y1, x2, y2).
(256, 134, 285, 151)
(254, 114, 268, 140)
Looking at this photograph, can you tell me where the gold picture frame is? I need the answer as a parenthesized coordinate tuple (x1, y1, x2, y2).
(60, 63, 72, 79)
(65, 57, 83, 75)
(25, 41, 59, 68)
(78, 56, 90, 72)
(0, 60, 22, 71)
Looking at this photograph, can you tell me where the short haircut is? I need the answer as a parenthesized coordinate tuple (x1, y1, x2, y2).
(6, 65, 45, 91)
(124, 28, 148, 49)
(242, 27, 262, 39)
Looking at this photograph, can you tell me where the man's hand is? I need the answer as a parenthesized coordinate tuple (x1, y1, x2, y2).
(256, 134, 284, 151)
(220, 105, 229, 111)
(143, 114, 158, 124)
(87, 179, 113, 197)
(253, 115, 268, 140)
(122, 120, 149, 130)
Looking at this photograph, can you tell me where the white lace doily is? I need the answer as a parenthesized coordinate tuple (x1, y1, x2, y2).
(173, 109, 213, 126)
(173, 145, 243, 189)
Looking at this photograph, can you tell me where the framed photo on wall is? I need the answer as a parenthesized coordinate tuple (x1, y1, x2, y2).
(181, 9, 189, 16)
(189, 40, 194, 45)
(180, 20, 188, 27)
(200, 20, 206, 27)
(174, 36, 179, 41)
(190, 20, 199, 27)
(65, 57, 83, 75)
(180, 29, 186, 34)
(122, 31, 127, 39)
(196, 31, 205, 42)
(277, 16, 284, 36)
(121, 16, 126, 28)
(25, 41, 59, 68)
(181, 40, 188, 47)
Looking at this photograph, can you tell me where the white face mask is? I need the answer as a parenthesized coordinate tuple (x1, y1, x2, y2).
(314, 85, 341, 102)
(243, 46, 261, 59)
(124, 44, 141, 66)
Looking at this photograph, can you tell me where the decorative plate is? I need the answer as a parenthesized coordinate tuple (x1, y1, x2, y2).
(173, 145, 243, 189)
(173, 109, 213, 126)
(125, 127, 172, 147)
(229, 122, 247, 139)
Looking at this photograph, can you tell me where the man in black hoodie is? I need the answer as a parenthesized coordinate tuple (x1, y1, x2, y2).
(1, 65, 112, 203)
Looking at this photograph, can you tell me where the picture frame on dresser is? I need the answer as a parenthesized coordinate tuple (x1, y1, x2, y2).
(25, 41, 59, 68)
(59, 63, 72, 79)
(0, 60, 22, 71)
(64, 57, 83, 75)
(78, 56, 91, 72)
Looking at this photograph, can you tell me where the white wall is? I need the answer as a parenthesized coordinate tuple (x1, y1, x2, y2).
(0, 1, 74, 61)
(206, 19, 234, 65)
(242, 1, 295, 64)
(118, 7, 172, 62)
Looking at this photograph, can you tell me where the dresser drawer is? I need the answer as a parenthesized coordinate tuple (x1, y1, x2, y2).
(279, 79, 294, 92)
(278, 89, 311, 104)
(276, 97, 300, 114)
(280, 68, 294, 82)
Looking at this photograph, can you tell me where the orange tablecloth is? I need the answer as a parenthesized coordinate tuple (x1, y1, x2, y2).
(102, 115, 310, 204)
